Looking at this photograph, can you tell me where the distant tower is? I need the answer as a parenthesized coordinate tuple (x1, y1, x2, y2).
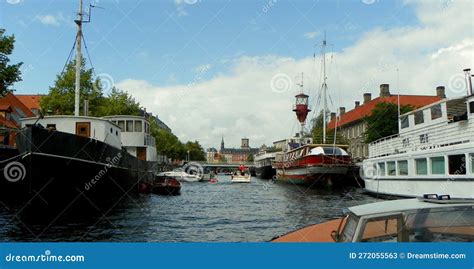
(241, 138, 249, 149)
(221, 135, 225, 151)
(293, 73, 311, 140)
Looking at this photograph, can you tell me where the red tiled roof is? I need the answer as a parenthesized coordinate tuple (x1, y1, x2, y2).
(0, 93, 35, 118)
(0, 105, 12, 111)
(16, 94, 42, 111)
(327, 95, 441, 129)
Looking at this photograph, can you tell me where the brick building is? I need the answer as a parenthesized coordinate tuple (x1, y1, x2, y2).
(327, 84, 445, 161)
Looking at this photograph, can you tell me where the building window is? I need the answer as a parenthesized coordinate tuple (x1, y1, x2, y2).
(400, 116, 409, 129)
(134, 120, 143, 132)
(448, 154, 466, 175)
(378, 162, 385, 176)
(420, 134, 429, 144)
(398, 160, 408, 176)
(415, 158, 427, 175)
(387, 161, 396, 176)
(414, 110, 424, 125)
(117, 120, 125, 131)
(431, 157, 445, 175)
(431, 104, 442, 120)
(126, 120, 133, 132)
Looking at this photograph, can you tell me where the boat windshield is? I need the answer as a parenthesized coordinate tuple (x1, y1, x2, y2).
(358, 205, 473, 242)
(339, 213, 359, 242)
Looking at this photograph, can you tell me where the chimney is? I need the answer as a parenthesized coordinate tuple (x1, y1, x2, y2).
(363, 93, 372, 104)
(339, 107, 346, 115)
(436, 86, 446, 99)
(380, 84, 390, 97)
(355, 101, 360, 108)
(463, 68, 473, 95)
(330, 112, 336, 120)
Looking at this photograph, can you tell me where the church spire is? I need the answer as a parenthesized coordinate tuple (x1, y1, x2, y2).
(221, 135, 225, 151)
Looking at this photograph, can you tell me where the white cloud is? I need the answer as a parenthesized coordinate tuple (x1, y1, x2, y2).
(117, 1, 473, 149)
(303, 31, 319, 39)
(35, 13, 70, 27)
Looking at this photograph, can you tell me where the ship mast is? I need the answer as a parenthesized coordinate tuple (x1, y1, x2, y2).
(321, 32, 328, 144)
(74, 0, 83, 116)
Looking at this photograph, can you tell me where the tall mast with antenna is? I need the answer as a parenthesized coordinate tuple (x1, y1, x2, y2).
(321, 31, 328, 144)
(74, 0, 83, 116)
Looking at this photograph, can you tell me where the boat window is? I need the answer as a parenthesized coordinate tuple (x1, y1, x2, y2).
(404, 206, 473, 242)
(387, 161, 396, 176)
(430, 104, 442, 120)
(126, 120, 133, 132)
(448, 154, 466, 175)
(117, 120, 125, 131)
(419, 134, 429, 144)
(134, 120, 143, 132)
(360, 215, 402, 242)
(46, 124, 56, 130)
(145, 122, 149, 134)
(110, 127, 113, 134)
(339, 214, 358, 242)
(377, 163, 385, 176)
(398, 160, 408, 176)
(415, 158, 428, 175)
(414, 110, 424, 125)
(470, 101, 474, 114)
(400, 116, 409, 129)
(431, 157, 445, 175)
(322, 147, 347, 155)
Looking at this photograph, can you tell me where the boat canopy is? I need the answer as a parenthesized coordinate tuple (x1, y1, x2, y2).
(309, 146, 349, 156)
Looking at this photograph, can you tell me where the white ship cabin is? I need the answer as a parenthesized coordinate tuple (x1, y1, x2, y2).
(367, 94, 474, 179)
(21, 116, 122, 149)
(103, 116, 157, 162)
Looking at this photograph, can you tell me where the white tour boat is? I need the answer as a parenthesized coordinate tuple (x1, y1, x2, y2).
(362, 69, 474, 199)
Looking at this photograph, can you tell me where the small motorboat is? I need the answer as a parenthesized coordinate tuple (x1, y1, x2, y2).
(231, 170, 251, 183)
(156, 170, 200, 182)
(151, 177, 181, 195)
(272, 194, 473, 242)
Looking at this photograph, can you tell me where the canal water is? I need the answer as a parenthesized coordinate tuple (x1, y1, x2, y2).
(0, 176, 378, 242)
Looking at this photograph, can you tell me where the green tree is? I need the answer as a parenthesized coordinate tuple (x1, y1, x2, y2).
(363, 102, 412, 143)
(150, 119, 185, 160)
(183, 141, 206, 161)
(311, 110, 347, 144)
(0, 28, 23, 95)
(246, 154, 254, 162)
(40, 58, 102, 115)
(96, 87, 141, 116)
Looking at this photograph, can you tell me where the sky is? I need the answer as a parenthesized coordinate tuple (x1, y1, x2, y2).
(1, 0, 473, 149)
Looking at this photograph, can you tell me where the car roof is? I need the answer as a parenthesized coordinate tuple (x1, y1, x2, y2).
(349, 198, 474, 217)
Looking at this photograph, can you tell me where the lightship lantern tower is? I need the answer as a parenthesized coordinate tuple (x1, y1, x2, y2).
(293, 73, 311, 142)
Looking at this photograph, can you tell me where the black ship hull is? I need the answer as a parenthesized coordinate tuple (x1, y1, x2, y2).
(255, 165, 276, 179)
(0, 125, 156, 211)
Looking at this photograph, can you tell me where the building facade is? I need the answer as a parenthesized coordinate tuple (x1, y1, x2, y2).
(207, 137, 258, 164)
(327, 84, 445, 162)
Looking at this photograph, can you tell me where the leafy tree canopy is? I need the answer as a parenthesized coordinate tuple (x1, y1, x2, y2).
(0, 28, 22, 95)
(311, 110, 347, 144)
(363, 102, 412, 143)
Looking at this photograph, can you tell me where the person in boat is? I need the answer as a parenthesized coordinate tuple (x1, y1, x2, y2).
(238, 164, 246, 176)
